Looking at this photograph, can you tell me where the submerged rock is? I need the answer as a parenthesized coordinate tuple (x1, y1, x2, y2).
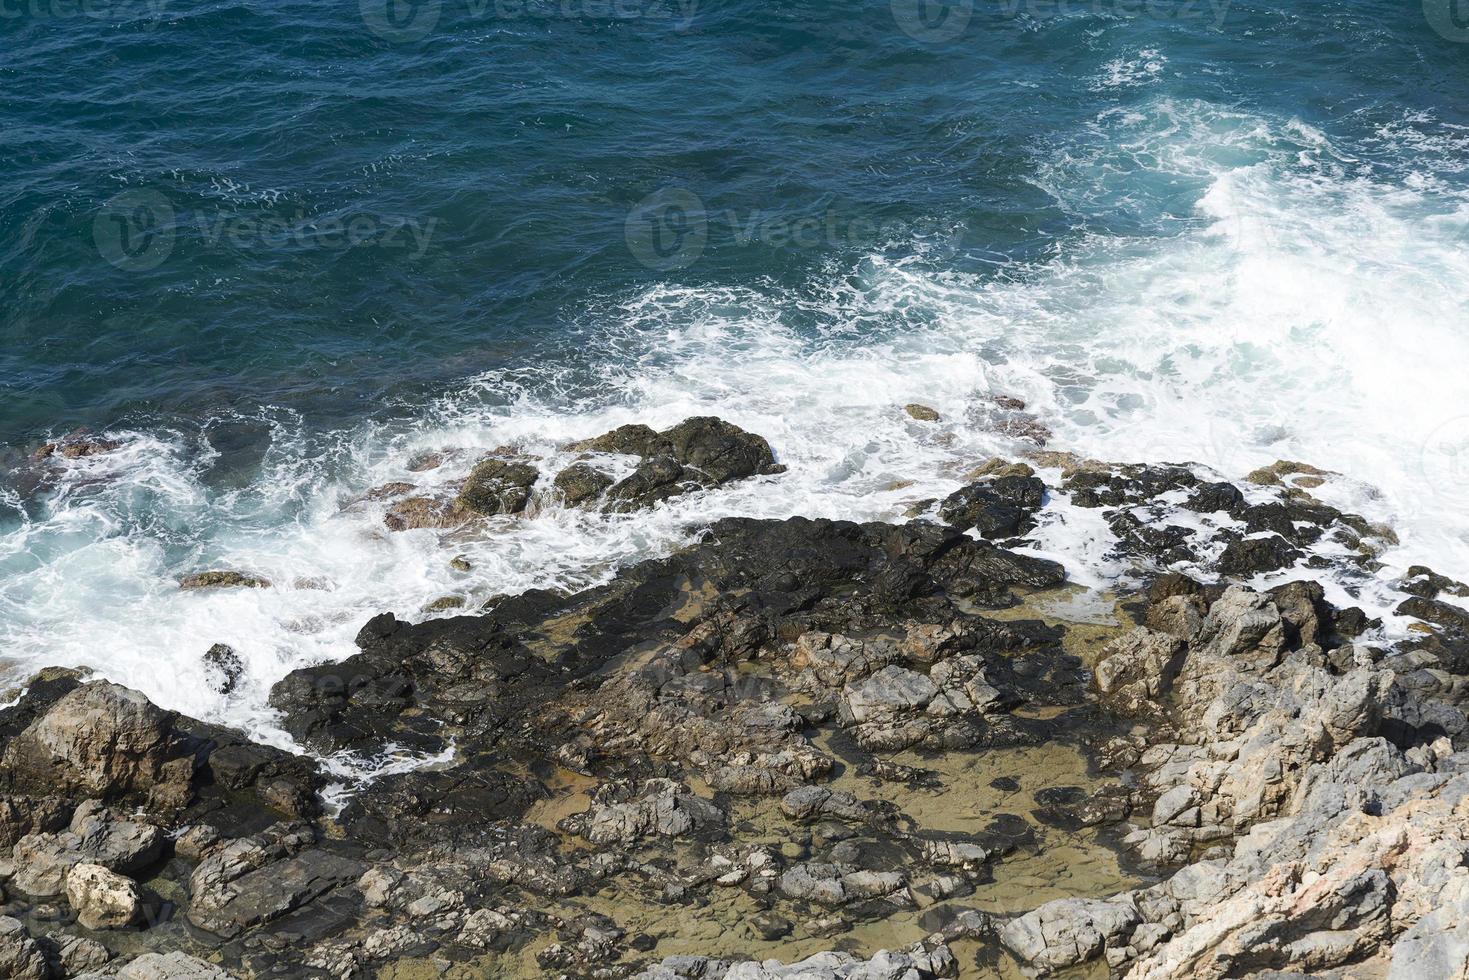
(178, 571, 271, 591)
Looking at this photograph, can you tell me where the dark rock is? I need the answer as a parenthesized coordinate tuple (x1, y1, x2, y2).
(1217, 535, 1302, 577)
(203, 645, 244, 695)
(939, 476, 1045, 539)
(455, 459, 539, 516)
(553, 463, 615, 505)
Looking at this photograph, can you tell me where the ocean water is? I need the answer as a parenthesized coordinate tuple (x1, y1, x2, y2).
(3, 0, 1469, 748)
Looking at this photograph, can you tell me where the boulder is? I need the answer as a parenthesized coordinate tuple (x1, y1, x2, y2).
(2, 683, 178, 798)
(66, 863, 142, 930)
(11, 804, 162, 896)
(999, 897, 1140, 974)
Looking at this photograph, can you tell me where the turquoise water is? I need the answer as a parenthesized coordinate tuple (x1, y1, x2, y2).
(3, 0, 1469, 733)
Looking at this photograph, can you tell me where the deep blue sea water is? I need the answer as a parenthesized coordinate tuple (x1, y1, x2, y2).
(3, 0, 1469, 735)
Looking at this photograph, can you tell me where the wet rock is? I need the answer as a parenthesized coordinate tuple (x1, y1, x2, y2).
(455, 458, 539, 516)
(201, 645, 243, 696)
(552, 462, 614, 506)
(422, 595, 465, 613)
(939, 475, 1045, 539)
(382, 495, 463, 531)
(65, 863, 141, 930)
(33, 431, 122, 461)
(177, 571, 270, 590)
(567, 423, 670, 457)
(905, 404, 941, 422)
(571, 417, 779, 510)
(1217, 534, 1302, 577)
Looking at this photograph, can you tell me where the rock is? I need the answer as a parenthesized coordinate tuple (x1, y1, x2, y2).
(570, 417, 779, 511)
(562, 782, 724, 846)
(33, 431, 122, 461)
(187, 826, 364, 939)
(53, 935, 110, 974)
(177, 571, 270, 590)
(0, 796, 71, 849)
(568, 423, 670, 457)
(842, 666, 938, 724)
(1217, 535, 1302, 577)
(66, 863, 142, 929)
(2, 683, 178, 798)
(552, 463, 614, 506)
(939, 475, 1045, 539)
(0, 917, 48, 980)
(202, 645, 243, 695)
(1000, 897, 1140, 974)
(963, 458, 1035, 481)
(455, 459, 539, 516)
(11, 804, 163, 897)
(383, 496, 463, 531)
(422, 596, 466, 613)
(112, 952, 239, 979)
(904, 404, 941, 422)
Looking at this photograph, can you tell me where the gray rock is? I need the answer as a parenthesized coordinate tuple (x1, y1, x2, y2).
(999, 897, 1140, 974)
(0, 917, 48, 980)
(2, 683, 177, 797)
(187, 826, 364, 939)
(843, 666, 939, 724)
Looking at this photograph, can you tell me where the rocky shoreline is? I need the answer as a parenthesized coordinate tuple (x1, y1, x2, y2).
(2, 417, 1468, 979)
